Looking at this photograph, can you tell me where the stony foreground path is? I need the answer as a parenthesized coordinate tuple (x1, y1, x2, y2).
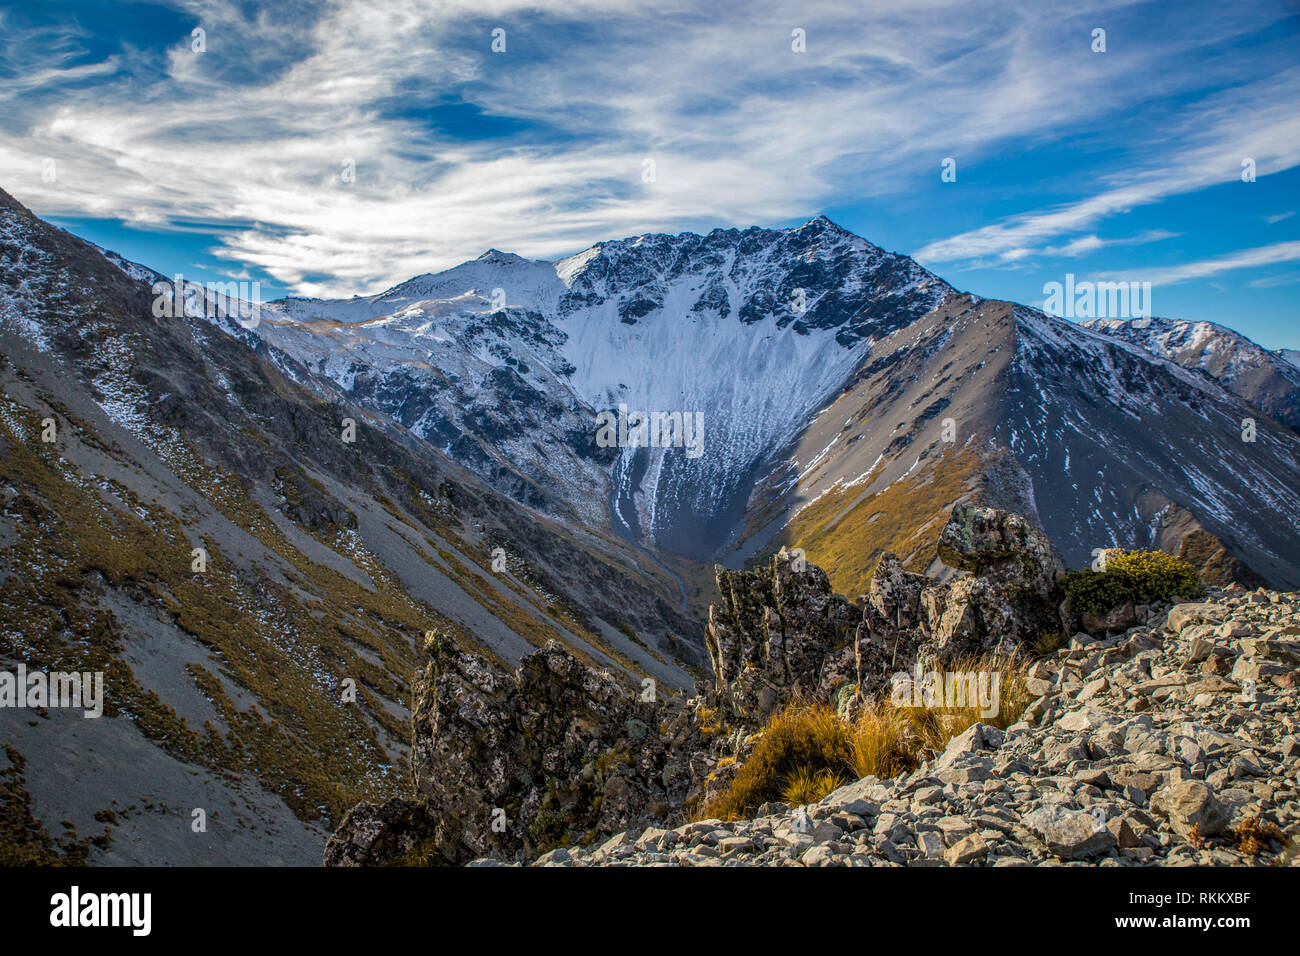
(475, 589, 1300, 866)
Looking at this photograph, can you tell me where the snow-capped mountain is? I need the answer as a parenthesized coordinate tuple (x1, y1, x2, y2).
(6, 183, 1300, 867)
(255, 218, 952, 559)
(9, 183, 1299, 598)
(232, 219, 1300, 591)
(1083, 317, 1300, 430)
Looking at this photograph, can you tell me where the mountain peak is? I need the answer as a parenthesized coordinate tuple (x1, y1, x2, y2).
(476, 248, 529, 263)
(798, 214, 846, 231)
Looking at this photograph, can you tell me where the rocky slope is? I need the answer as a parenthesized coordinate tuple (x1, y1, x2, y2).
(325, 504, 1300, 868)
(487, 585, 1300, 868)
(746, 298, 1300, 598)
(0, 186, 698, 866)
(1083, 316, 1300, 431)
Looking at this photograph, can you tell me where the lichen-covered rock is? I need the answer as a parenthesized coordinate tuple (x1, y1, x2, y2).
(706, 548, 860, 725)
(925, 504, 1066, 658)
(937, 503, 1063, 581)
(405, 632, 705, 864)
(323, 797, 441, 866)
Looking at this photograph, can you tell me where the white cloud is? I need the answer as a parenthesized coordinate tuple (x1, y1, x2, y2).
(0, 0, 1297, 296)
(1099, 241, 1300, 286)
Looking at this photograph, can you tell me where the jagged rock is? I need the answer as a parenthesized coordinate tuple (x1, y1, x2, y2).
(411, 634, 706, 864)
(866, 552, 929, 635)
(325, 632, 707, 866)
(706, 548, 860, 724)
(323, 798, 441, 866)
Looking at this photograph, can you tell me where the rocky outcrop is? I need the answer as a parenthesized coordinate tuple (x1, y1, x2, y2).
(323, 798, 440, 867)
(925, 503, 1065, 657)
(328, 505, 1073, 865)
(705, 549, 860, 727)
(326, 631, 707, 865)
(708, 506, 1067, 724)
(329, 506, 1300, 868)
(504, 587, 1300, 867)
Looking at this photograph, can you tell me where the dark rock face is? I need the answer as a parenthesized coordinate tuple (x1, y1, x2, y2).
(322, 798, 440, 867)
(706, 548, 860, 727)
(326, 632, 707, 866)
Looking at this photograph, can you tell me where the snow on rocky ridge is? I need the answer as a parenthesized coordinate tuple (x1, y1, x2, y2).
(252, 218, 951, 558)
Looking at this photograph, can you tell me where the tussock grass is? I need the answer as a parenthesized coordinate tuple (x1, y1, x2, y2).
(781, 767, 848, 807)
(700, 654, 1029, 821)
(702, 703, 853, 820)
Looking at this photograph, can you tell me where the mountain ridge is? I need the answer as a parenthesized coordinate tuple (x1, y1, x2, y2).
(67, 201, 1300, 591)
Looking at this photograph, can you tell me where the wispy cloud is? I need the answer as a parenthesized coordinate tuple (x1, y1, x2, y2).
(1100, 240, 1300, 286)
(914, 73, 1300, 267)
(0, 0, 1297, 297)
(1038, 229, 1179, 259)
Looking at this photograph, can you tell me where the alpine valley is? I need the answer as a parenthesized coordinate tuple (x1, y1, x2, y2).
(2, 184, 1299, 866)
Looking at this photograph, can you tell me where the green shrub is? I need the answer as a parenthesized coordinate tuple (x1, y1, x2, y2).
(1062, 549, 1204, 615)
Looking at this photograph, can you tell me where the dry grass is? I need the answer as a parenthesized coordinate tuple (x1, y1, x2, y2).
(701, 703, 853, 821)
(1233, 817, 1285, 856)
(781, 767, 848, 806)
(700, 654, 1030, 821)
(782, 448, 985, 598)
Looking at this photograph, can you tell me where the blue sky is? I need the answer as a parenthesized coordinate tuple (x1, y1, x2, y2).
(1, 0, 1298, 348)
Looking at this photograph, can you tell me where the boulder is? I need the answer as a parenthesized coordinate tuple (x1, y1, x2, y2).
(1149, 780, 1228, 839)
(1082, 601, 1138, 635)
(1022, 806, 1116, 859)
(924, 504, 1066, 658)
(1166, 603, 1226, 635)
